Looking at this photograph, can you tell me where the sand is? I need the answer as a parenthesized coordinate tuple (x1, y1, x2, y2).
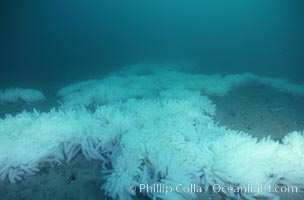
(212, 83, 304, 139)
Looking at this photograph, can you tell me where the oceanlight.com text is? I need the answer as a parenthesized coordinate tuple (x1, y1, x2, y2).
(131, 183, 298, 195)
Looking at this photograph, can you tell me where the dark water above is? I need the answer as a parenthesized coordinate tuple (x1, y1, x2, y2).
(1, 0, 303, 90)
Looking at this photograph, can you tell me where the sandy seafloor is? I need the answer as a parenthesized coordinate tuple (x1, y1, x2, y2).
(0, 83, 304, 200)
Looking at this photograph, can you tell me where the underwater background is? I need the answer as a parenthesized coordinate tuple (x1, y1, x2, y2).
(1, 1, 304, 200)
(0, 0, 303, 90)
